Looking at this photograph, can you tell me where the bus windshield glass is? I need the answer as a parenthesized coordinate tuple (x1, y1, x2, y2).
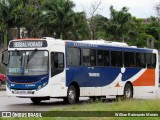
(8, 50, 48, 75)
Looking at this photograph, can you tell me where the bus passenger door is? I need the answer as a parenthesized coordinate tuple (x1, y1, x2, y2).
(50, 52, 65, 97)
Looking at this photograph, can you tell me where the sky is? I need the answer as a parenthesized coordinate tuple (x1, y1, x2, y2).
(72, 0, 160, 18)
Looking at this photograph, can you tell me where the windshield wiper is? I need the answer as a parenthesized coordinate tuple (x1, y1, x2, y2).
(26, 49, 37, 65)
(15, 49, 23, 66)
(15, 50, 24, 74)
(15, 49, 20, 55)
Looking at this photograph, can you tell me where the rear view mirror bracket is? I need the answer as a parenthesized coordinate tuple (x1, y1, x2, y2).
(1, 49, 8, 66)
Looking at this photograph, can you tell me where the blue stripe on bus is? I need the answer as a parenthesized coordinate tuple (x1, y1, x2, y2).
(66, 67, 142, 87)
(121, 68, 141, 81)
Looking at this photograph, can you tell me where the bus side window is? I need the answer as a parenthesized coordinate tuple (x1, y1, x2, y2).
(66, 47, 81, 66)
(82, 49, 96, 66)
(97, 50, 110, 66)
(146, 53, 156, 68)
(136, 53, 146, 68)
(111, 51, 122, 67)
(124, 52, 135, 67)
(51, 52, 64, 77)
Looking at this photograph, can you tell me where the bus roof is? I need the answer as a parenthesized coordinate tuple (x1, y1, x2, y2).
(76, 40, 128, 47)
(10, 37, 157, 52)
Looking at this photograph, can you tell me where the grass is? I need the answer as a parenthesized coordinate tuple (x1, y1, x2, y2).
(53, 99, 160, 111)
(0, 99, 160, 120)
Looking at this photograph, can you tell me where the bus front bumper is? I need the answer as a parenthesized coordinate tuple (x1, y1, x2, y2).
(6, 86, 50, 97)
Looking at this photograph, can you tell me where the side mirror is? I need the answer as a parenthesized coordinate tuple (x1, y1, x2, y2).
(1, 49, 8, 66)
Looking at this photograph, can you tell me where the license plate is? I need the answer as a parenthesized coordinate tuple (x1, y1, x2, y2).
(14, 90, 32, 94)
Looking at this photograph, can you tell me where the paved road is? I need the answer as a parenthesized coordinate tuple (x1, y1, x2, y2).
(0, 91, 90, 111)
(0, 88, 160, 111)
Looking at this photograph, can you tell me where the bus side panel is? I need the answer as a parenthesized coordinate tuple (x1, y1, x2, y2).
(66, 67, 122, 96)
(131, 51, 159, 95)
(50, 73, 68, 97)
(132, 68, 158, 95)
(118, 67, 158, 96)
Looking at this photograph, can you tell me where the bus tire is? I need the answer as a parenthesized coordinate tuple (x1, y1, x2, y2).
(30, 98, 42, 104)
(65, 85, 77, 104)
(124, 83, 133, 99)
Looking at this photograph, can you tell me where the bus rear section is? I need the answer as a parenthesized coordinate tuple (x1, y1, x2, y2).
(65, 41, 159, 102)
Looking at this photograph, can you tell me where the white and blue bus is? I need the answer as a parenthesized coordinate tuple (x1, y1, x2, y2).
(1, 37, 159, 104)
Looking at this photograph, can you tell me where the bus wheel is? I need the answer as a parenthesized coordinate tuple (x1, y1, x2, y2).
(30, 98, 42, 104)
(66, 85, 77, 104)
(124, 83, 133, 99)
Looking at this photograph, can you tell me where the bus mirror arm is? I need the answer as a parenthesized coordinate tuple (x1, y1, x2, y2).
(1, 49, 8, 66)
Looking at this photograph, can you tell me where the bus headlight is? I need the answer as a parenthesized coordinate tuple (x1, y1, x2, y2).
(8, 84, 11, 88)
(43, 82, 47, 86)
(37, 85, 42, 90)
(7, 83, 10, 88)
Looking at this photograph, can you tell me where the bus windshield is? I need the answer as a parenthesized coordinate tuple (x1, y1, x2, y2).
(8, 50, 48, 76)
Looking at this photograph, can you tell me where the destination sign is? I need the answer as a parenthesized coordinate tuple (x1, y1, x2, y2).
(9, 40, 47, 48)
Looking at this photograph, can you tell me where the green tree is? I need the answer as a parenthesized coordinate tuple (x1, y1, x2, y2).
(0, 0, 22, 41)
(0, 0, 77, 40)
(92, 14, 108, 40)
(145, 16, 160, 40)
(22, 0, 44, 37)
(0, 0, 38, 39)
(38, 0, 75, 39)
(106, 6, 131, 42)
(126, 17, 147, 47)
(69, 12, 89, 40)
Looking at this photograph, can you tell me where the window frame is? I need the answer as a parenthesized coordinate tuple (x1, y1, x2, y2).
(124, 51, 135, 68)
(82, 48, 96, 67)
(136, 52, 146, 68)
(146, 53, 156, 68)
(97, 49, 110, 67)
(111, 50, 123, 67)
(66, 47, 81, 66)
(50, 52, 64, 77)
